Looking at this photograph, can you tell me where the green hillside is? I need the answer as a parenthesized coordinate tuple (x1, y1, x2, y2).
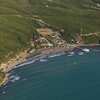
(0, 0, 100, 64)
(0, 16, 40, 64)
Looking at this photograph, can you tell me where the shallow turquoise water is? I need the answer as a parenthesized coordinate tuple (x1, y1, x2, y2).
(0, 47, 100, 100)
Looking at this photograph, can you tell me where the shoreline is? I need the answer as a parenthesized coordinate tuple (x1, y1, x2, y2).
(0, 74, 8, 87)
(5, 46, 75, 72)
(0, 51, 29, 72)
(0, 44, 100, 86)
(6, 44, 100, 72)
(0, 46, 74, 86)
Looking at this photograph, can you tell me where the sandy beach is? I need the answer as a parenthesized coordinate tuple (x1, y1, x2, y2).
(1, 43, 99, 73)
(0, 46, 75, 73)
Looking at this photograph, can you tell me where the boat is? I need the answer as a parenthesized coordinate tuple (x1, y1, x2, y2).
(82, 48, 90, 52)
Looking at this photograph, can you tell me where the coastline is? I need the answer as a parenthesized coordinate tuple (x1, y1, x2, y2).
(0, 51, 29, 72)
(5, 46, 75, 72)
(0, 46, 75, 72)
(0, 74, 8, 87)
(0, 44, 100, 86)
(1, 44, 99, 72)
(4, 44, 100, 72)
(0, 51, 29, 86)
(0, 46, 74, 86)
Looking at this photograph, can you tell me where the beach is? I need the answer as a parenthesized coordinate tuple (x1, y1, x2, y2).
(0, 46, 75, 73)
(0, 43, 99, 72)
(0, 44, 99, 86)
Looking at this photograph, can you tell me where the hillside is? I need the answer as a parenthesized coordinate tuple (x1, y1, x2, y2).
(0, 0, 100, 64)
(92, 0, 100, 3)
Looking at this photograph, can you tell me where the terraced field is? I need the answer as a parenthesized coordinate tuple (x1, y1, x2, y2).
(0, 0, 100, 64)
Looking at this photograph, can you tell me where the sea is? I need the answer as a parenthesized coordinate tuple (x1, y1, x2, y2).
(0, 46, 100, 100)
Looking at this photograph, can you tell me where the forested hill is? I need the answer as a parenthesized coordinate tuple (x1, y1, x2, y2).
(0, 0, 100, 64)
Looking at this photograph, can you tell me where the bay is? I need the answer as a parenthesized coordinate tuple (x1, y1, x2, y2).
(0, 46, 100, 100)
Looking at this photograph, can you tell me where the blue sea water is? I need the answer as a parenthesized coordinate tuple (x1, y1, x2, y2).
(0, 46, 100, 100)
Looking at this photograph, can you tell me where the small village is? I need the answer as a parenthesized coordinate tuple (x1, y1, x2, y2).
(29, 28, 68, 54)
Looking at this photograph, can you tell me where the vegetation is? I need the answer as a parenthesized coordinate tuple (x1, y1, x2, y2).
(82, 35, 100, 44)
(0, 71, 6, 84)
(0, 16, 40, 64)
(92, 0, 100, 3)
(0, 0, 100, 64)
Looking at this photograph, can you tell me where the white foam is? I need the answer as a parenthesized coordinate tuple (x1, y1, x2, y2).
(9, 75, 20, 83)
(17, 60, 35, 67)
(48, 52, 65, 58)
(67, 52, 74, 56)
(2, 92, 6, 94)
(40, 59, 48, 62)
(78, 52, 84, 55)
(68, 52, 75, 55)
(18, 55, 47, 67)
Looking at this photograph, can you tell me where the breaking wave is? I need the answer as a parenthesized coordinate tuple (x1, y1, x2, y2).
(40, 59, 48, 62)
(9, 75, 20, 83)
(48, 52, 66, 58)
